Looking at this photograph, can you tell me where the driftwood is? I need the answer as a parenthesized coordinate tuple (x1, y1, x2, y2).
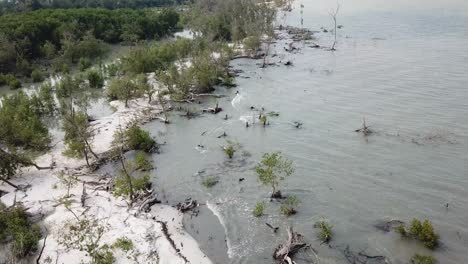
(176, 198, 198, 213)
(202, 103, 222, 114)
(266, 223, 279, 233)
(273, 227, 307, 264)
(139, 193, 161, 213)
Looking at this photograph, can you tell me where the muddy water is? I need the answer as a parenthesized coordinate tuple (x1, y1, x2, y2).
(143, 0, 468, 263)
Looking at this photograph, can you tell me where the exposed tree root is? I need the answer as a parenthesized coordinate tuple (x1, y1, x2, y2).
(274, 226, 307, 264)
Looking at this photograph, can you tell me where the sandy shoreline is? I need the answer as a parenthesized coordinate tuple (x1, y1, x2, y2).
(0, 96, 213, 264)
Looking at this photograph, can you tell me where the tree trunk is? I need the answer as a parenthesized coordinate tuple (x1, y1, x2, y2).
(0, 176, 19, 189)
(84, 150, 90, 167)
(84, 139, 99, 160)
(119, 155, 134, 205)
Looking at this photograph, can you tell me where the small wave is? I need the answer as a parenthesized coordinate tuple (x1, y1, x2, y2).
(239, 114, 257, 124)
(231, 93, 243, 109)
(206, 201, 233, 259)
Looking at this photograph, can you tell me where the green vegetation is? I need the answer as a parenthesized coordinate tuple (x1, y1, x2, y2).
(113, 237, 134, 252)
(410, 254, 436, 264)
(60, 218, 114, 264)
(106, 75, 143, 107)
(61, 107, 98, 166)
(113, 154, 152, 201)
(134, 151, 154, 171)
(87, 69, 105, 89)
(0, 203, 42, 258)
(79, 57, 92, 72)
(253, 202, 265, 217)
(279, 195, 299, 216)
(114, 172, 151, 198)
(114, 123, 157, 153)
(315, 220, 333, 243)
(0, 0, 181, 13)
(202, 176, 219, 188)
(223, 140, 239, 159)
(0, 8, 179, 75)
(184, 0, 275, 43)
(396, 219, 439, 249)
(260, 115, 268, 126)
(0, 91, 51, 149)
(255, 152, 295, 198)
(0, 74, 22, 89)
(31, 68, 45, 82)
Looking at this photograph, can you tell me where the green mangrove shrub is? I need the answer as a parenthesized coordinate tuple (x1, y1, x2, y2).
(113, 237, 134, 252)
(202, 176, 219, 188)
(253, 202, 265, 217)
(315, 220, 333, 243)
(255, 152, 294, 198)
(396, 219, 439, 249)
(0, 203, 42, 258)
(114, 123, 157, 153)
(410, 254, 436, 264)
(279, 195, 299, 216)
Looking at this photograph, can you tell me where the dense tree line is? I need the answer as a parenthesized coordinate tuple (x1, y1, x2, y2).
(183, 0, 275, 42)
(0, 8, 179, 76)
(0, 0, 184, 14)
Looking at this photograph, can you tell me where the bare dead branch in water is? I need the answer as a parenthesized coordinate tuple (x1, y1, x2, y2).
(355, 118, 372, 136)
(329, 3, 341, 51)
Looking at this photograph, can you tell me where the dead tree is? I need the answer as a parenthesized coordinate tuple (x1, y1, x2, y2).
(355, 118, 372, 136)
(329, 3, 340, 51)
(273, 226, 307, 264)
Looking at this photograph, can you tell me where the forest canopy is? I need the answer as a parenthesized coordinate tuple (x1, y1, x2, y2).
(0, 0, 184, 13)
(0, 8, 180, 75)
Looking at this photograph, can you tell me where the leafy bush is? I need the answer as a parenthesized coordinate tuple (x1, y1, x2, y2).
(113, 237, 134, 252)
(134, 151, 153, 171)
(31, 68, 45, 82)
(87, 69, 104, 88)
(410, 254, 436, 264)
(315, 220, 333, 243)
(255, 152, 294, 198)
(0, 203, 42, 258)
(223, 140, 238, 159)
(202, 176, 219, 188)
(279, 195, 299, 216)
(395, 224, 407, 236)
(8, 78, 22, 89)
(252, 202, 265, 217)
(106, 76, 143, 107)
(395, 219, 439, 249)
(60, 218, 113, 264)
(79, 57, 92, 71)
(115, 124, 157, 153)
(92, 246, 115, 264)
(113, 173, 150, 198)
(0, 91, 51, 149)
